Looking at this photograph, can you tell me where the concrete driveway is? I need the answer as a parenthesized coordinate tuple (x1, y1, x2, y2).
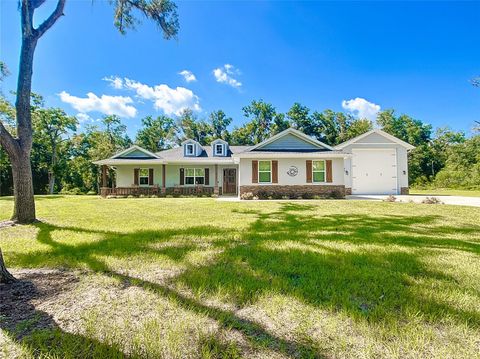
(347, 194, 480, 207)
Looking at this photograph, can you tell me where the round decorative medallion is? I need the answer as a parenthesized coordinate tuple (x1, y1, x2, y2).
(287, 166, 298, 177)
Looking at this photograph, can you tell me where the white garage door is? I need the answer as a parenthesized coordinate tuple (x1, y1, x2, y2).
(352, 148, 398, 194)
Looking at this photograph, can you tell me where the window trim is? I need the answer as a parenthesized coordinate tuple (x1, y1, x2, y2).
(139, 168, 150, 186)
(312, 160, 326, 183)
(258, 160, 272, 184)
(184, 167, 205, 186)
(214, 143, 224, 156)
(185, 143, 195, 156)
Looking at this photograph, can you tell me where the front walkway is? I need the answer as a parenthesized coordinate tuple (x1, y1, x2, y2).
(347, 195, 480, 207)
(216, 195, 240, 201)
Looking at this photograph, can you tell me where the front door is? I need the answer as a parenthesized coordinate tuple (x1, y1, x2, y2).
(223, 168, 237, 194)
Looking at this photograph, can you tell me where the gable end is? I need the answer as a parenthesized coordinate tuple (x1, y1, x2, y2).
(335, 129, 415, 150)
(116, 149, 156, 159)
(256, 133, 323, 151)
(355, 132, 396, 144)
(112, 146, 160, 160)
(250, 128, 333, 152)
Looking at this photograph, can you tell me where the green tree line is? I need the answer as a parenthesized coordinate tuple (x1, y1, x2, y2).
(0, 95, 478, 195)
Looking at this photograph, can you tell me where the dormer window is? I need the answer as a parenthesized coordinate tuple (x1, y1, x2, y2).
(185, 143, 195, 156)
(215, 143, 224, 156)
(212, 139, 229, 157)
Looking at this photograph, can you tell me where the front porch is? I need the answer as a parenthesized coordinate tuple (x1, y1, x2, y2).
(99, 164, 228, 197)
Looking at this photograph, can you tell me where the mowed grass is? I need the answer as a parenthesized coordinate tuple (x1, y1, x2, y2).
(1, 196, 480, 358)
(410, 188, 480, 197)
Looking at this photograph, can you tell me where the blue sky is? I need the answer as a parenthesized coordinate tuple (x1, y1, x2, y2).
(1, 1, 480, 137)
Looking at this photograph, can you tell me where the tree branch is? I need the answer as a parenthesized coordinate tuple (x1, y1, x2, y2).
(34, 0, 66, 39)
(0, 120, 20, 158)
(117, 0, 179, 39)
(31, 0, 48, 9)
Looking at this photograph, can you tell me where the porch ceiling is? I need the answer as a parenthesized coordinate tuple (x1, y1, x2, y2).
(93, 159, 238, 166)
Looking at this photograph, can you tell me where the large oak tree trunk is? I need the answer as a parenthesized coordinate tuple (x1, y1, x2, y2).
(0, 248, 16, 284)
(11, 153, 36, 223)
(11, 20, 37, 223)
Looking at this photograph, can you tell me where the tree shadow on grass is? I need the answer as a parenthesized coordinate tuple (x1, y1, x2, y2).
(178, 204, 480, 327)
(6, 227, 325, 358)
(0, 271, 127, 358)
(5, 202, 480, 357)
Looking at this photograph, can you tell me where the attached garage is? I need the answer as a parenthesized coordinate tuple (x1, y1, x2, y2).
(335, 129, 415, 195)
(351, 148, 397, 194)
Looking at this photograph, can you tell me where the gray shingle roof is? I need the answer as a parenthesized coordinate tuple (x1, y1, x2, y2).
(156, 145, 250, 161)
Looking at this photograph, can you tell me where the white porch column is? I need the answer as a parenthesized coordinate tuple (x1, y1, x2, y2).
(214, 164, 219, 195)
(161, 164, 166, 194)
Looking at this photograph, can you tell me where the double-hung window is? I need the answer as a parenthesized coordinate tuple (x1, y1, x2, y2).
(185, 144, 194, 156)
(139, 168, 149, 185)
(215, 144, 223, 156)
(258, 161, 271, 183)
(185, 168, 205, 185)
(312, 160, 326, 183)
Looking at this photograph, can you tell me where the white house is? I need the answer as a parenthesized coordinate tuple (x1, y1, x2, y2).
(93, 128, 414, 198)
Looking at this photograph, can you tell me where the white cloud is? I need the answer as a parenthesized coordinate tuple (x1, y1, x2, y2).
(341, 97, 380, 121)
(178, 70, 197, 83)
(59, 91, 137, 118)
(103, 76, 124, 89)
(76, 113, 93, 123)
(213, 64, 242, 88)
(121, 78, 201, 116)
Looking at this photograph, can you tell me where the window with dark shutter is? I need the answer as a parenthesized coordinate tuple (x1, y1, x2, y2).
(272, 160, 278, 183)
(139, 169, 149, 185)
(306, 160, 312, 183)
(326, 160, 333, 183)
(252, 160, 258, 183)
(312, 161, 325, 182)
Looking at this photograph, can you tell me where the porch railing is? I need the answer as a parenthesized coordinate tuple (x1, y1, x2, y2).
(100, 186, 220, 197)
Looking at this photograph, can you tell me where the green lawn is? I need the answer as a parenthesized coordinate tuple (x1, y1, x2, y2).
(1, 196, 479, 358)
(410, 188, 480, 197)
